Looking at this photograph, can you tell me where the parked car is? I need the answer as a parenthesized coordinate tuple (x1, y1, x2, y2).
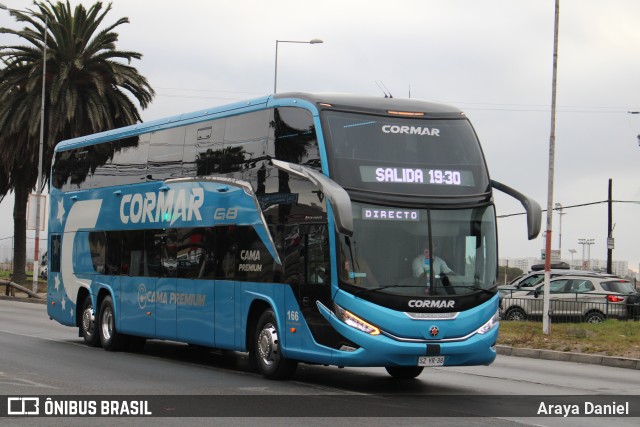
(498, 269, 616, 299)
(500, 275, 639, 323)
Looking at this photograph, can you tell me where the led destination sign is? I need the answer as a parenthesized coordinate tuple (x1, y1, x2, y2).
(359, 166, 474, 186)
(362, 208, 420, 221)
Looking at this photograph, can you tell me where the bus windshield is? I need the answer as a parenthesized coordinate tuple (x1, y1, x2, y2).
(322, 111, 490, 196)
(338, 202, 497, 297)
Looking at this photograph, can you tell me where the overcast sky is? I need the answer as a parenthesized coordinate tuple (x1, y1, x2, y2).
(1, 0, 639, 271)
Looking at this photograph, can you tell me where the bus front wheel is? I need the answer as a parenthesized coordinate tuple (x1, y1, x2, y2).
(385, 366, 424, 379)
(98, 295, 126, 351)
(254, 309, 297, 380)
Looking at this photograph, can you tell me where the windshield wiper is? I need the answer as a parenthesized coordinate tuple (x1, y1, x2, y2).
(354, 284, 425, 296)
(449, 285, 497, 296)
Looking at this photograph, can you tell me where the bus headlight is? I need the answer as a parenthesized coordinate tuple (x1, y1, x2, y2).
(334, 303, 380, 336)
(476, 310, 500, 335)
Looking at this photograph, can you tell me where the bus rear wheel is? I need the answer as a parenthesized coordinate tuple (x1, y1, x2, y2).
(98, 295, 126, 351)
(385, 366, 424, 379)
(80, 295, 100, 347)
(254, 309, 297, 380)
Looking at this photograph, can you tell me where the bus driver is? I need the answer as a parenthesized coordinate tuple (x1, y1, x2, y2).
(412, 244, 454, 278)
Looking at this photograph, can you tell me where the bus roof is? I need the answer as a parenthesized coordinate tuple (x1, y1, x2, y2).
(276, 92, 465, 117)
(55, 92, 465, 152)
(54, 95, 271, 152)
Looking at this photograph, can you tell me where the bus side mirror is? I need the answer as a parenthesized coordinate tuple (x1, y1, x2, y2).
(271, 159, 353, 236)
(491, 180, 542, 240)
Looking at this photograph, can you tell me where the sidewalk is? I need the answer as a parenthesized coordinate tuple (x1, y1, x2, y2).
(1, 289, 639, 370)
(496, 345, 640, 370)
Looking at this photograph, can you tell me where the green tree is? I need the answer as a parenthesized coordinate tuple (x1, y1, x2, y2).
(0, 1, 154, 284)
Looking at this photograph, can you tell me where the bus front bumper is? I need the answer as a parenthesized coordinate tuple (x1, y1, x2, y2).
(317, 302, 498, 367)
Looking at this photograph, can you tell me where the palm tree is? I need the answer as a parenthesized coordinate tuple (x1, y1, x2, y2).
(0, 1, 155, 284)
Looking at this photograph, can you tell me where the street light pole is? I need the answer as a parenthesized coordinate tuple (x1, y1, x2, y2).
(568, 248, 576, 268)
(542, 0, 560, 335)
(1, 3, 48, 292)
(578, 238, 595, 270)
(32, 14, 48, 293)
(274, 39, 323, 93)
(607, 178, 613, 274)
(555, 203, 565, 260)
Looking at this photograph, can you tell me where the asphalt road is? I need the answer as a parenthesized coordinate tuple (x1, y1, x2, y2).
(0, 299, 638, 426)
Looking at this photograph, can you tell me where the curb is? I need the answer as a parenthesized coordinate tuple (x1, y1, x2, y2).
(496, 345, 640, 370)
(0, 295, 46, 305)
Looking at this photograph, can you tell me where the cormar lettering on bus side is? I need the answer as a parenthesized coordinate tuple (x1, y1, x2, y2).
(119, 188, 204, 225)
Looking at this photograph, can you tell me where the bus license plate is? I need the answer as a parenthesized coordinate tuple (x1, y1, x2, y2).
(418, 356, 445, 367)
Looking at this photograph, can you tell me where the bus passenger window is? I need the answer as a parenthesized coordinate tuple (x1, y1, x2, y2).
(147, 128, 186, 181)
(214, 226, 236, 280)
(112, 135, 149, 186)
(272, 107, 318, 167)
(186, 119, 226, 177)
(52, 151, 73, 190)
(224, 110, 269, 147)
(49, 234, 62, 273)
(236, 226, 274, 283)
(105, 232, 121, 275)
(123, 231, 145, 276)
(146, 230, 170, 277)
(305, 225, 329, 285)
(175, 228, 210, 279)
(88, 232, 107, 274)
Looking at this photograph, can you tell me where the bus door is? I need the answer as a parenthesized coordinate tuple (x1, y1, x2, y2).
(300, 224, 331, 307)
(175, 228, 215, 347)
(154, 229, 177, 341)
(155, 275, 176, 340)
(119, 231, 155, 338)
(213, 226, 236, 349)
(284, 223, 333, 344)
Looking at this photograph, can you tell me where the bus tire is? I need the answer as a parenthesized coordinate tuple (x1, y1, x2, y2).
(98, 295, 125, 351)
(385, 366, 424, 379)
(254, 309, 297, 380)
(80, 295, 100, 347)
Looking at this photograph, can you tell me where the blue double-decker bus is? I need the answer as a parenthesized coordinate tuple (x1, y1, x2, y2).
(47, 93, 540, 379)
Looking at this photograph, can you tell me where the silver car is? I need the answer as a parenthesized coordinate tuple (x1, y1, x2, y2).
(500, 275, 639, 323)
(498, 269, 616, 299)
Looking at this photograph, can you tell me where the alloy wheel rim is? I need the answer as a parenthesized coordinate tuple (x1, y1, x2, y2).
(101, 308, 113, 341)
(82, 305, 94, 335)
(257, 323, 278, 366)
